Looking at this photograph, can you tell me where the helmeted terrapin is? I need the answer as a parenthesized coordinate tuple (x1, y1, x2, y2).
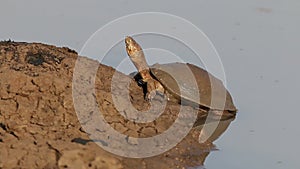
(125, 36, 237, 116)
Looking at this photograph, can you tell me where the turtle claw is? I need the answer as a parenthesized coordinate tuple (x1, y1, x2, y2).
(146, 90, 157, 101)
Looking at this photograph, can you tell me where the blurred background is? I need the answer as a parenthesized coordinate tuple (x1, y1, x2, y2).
(1, 0, 299, 168)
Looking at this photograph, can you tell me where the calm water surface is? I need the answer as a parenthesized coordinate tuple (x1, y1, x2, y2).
(1, 0, 299, 168)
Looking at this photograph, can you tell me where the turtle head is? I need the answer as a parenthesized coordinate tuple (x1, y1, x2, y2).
(125, 36, 143, 57)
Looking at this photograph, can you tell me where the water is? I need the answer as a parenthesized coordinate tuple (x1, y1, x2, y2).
(1, 0, 299, 168)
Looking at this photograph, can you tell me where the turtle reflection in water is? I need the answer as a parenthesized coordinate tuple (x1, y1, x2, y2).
(145, 117, 235, 168)
(125, 36, 237, 119)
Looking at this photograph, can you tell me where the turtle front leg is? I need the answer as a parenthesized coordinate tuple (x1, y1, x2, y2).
(145, 78, 165, 100)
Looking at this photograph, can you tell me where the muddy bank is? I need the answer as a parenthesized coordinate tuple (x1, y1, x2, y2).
(0, 41, 234, 169)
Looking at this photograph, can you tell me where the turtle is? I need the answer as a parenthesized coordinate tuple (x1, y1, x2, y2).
(125, 36, 237, 116)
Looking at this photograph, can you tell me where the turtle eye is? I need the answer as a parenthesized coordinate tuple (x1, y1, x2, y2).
(125, 36, 133, 44)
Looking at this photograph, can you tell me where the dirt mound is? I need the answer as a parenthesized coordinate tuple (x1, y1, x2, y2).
(0, 41, 234, 169)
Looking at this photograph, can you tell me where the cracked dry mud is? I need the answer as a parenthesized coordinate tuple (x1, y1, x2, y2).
(0, 41, 234, 169)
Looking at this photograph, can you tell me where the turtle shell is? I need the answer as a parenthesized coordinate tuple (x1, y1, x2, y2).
(150, 63, 237, 111)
